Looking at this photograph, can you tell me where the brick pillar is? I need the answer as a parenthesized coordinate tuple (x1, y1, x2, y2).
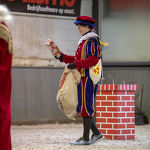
(96, 84, 138, 140)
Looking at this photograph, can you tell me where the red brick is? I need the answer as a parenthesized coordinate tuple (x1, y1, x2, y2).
(113, 124, 125, 129)
(96, 112, 100, 117)
(96, 123, 100, 129)
(132, 129, 135, 134)
(99, 129, 106, 134)
(121, 85, 125, 90)
(107, 107, 120, 112)
(104, 135, 113, 140)
(121, 107, 130, 111)
(96, 96, 106, 100)
(101, 113, 113, 117)
(114, 135, 125, 140)
(101, 91, 112, 95)
(125, 85, 131, 90)
(106, 84, 110, 90)
(131, 96, 135, 100)
(122, 130, 131, 134)
(113, 113, 125, 117)
(107, 118, 121, 123)
(113, 102, 125, 106)
(126, 91, 134, 95)
(132, 118, 135, 123)
(107, 96, 120, 100)
(113, 84, 118, 91)
(101, 124, 112, 128)
(113, 91, 125, 95)
(134, 85, 138, 91)
(127, 113, 135, 117)
(127, 102, 135, 106)
(125, 85, 130, 90)
(110, 84, 114, 90)
(121, 96, 130, 100)
(96, 118, 106, 123)
(101, 101, 112, 106)
(96, 107, 106, 111)
(127, 124, 135, 128)
(131, 107, 135, 111)
(99, 85, 105, 91)
(122, 118, 131, 123)
(107, 130, 120, 134)
(127, 135, 135, 140)
(116, 85, 121, 90)
(96, 101, 100, 106)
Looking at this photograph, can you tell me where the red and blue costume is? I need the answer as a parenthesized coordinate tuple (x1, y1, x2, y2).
(57, 16, 104, 145)
(61, 33, 101, 117)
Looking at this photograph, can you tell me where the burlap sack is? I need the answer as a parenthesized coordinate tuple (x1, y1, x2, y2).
(56, 66, 81, 120)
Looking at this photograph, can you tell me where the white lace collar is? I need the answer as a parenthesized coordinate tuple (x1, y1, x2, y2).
(78, 32, 99, 46)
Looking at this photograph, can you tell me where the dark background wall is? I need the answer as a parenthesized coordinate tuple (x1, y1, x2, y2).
(11, 67, 150, 124)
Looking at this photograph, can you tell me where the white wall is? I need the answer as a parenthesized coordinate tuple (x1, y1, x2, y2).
(80, 0, 92, 17)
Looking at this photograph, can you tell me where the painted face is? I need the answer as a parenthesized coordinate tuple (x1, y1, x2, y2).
(77, 24, 90, 35)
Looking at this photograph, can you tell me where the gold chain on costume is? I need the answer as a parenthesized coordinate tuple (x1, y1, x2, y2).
(0, 23, 13, 54)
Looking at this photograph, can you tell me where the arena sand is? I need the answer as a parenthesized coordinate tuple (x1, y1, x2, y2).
(12, 123, 150, 150)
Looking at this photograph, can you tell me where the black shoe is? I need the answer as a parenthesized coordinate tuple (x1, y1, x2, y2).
(70, 137, 90, 145)
(90, 133, 103, 144)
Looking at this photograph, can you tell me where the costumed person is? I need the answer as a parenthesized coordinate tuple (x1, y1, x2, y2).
(55, 16, 104, 145)
(0, 5, 13, 150)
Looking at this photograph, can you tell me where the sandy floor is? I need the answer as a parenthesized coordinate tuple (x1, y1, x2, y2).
(12, 123, 150, 150)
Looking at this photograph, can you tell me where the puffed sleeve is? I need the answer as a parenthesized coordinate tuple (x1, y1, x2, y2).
(86, 39, 101, 58)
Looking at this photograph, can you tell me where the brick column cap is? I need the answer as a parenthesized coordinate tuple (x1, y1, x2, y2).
(97, 84, 138, 91)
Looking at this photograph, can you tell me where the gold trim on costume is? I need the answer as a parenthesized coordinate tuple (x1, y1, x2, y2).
(80, 39, 89, 77)
(81, 79, 84, 113)
(84, 77, 90, 116)
(91, 85, 95, 117)
(0, 24, 13, 54)
(91, 42, 95, 56)
(97, 44, 101, 57)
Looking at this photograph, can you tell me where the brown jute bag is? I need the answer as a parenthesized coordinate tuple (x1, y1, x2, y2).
(56, 66, 81, 120)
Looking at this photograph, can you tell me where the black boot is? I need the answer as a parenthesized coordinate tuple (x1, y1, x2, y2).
(71, 117, 91, 145)
(90, 117, 103, 144)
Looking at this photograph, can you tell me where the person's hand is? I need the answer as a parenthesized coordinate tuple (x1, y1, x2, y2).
(55, 54, 63, 61)
(77, 112, 81, 117)
(45, 39, 63, 61)
(67, 63, 76, 69)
